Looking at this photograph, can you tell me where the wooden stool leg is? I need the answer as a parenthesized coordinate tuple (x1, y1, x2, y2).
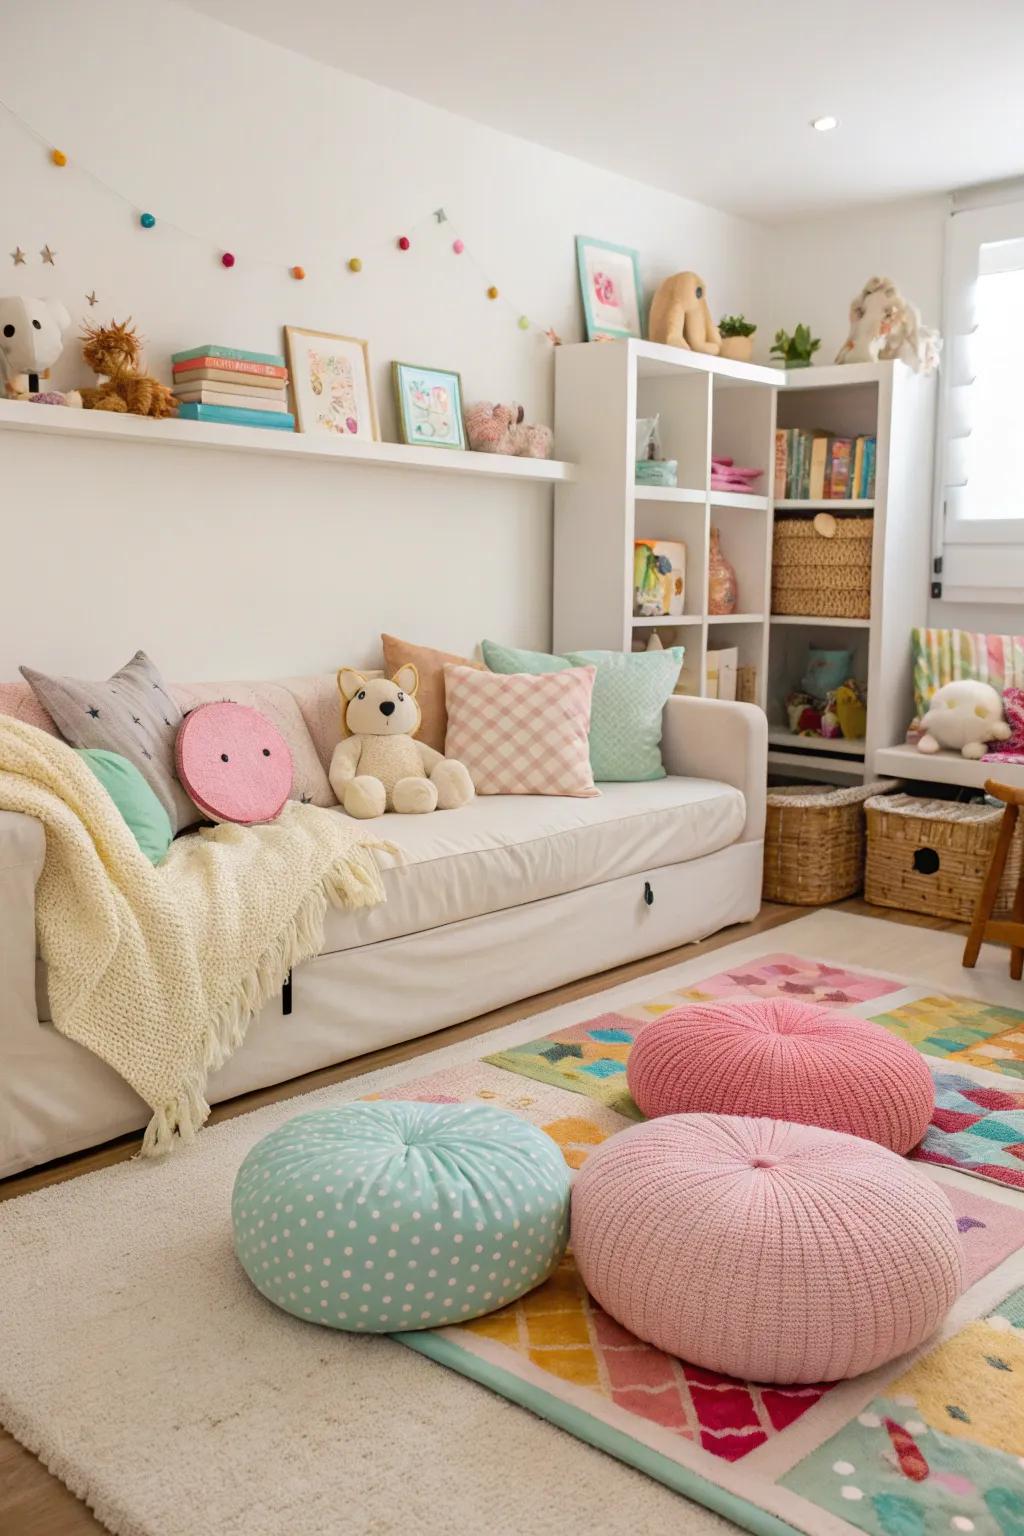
(964, 803, 1018, 968)
(1010, 864, 1024, 981)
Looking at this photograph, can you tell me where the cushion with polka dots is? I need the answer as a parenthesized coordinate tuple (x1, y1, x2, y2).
(231, 1102, 570, 1333)
(176, 700, 293, 824)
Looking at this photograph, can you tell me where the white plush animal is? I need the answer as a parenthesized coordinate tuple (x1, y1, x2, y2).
(329, 664, 475, 818)
(917, 680, 1011, 760)
(0, 295, 82, 404)
(835, 277, 941, 375)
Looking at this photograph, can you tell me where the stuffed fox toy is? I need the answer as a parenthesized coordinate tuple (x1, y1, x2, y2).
(329, 665, 475, 818)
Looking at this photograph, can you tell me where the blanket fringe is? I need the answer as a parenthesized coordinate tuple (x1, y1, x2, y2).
(140, 839, 395, 1157)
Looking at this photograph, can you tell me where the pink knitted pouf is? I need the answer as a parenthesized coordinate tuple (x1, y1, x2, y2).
(571, 1114, 964, 1384)
(625, 997, 934, 1154)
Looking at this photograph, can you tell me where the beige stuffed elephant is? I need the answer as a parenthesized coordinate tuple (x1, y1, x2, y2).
(329, 664, 475, 818)
(647, 272, 721, 355)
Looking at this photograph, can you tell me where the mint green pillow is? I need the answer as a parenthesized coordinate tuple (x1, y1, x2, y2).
(75, 748, 173, 864)
(481, 640, 683, 781)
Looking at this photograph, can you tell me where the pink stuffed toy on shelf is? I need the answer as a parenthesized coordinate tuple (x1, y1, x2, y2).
(464, 401, 553, 459)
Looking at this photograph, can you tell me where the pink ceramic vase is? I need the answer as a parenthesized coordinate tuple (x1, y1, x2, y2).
(707, 527, 738, 614)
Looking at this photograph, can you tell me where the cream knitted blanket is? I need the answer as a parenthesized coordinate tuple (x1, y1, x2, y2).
(0, 719, 393, 1155)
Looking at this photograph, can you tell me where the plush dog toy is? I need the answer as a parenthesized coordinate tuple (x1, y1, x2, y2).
(647, 272, 721, 355)
(464, 402, 553, 459)
(329, 665, 475, 818)
(917, 680, 1011, 759)
(0, 295, 82, 405)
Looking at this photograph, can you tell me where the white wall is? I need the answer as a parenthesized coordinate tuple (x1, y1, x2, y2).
(0, 0, 763, 682)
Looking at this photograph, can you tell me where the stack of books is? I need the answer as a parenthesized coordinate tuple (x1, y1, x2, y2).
(774, 429, 876, 501)
(171, 345, 294, 431)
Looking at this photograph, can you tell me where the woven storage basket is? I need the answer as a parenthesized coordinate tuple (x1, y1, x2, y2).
(772, 517, 873, 618)
(864, 793, 1024, 923)
(763, 779, 897, 905)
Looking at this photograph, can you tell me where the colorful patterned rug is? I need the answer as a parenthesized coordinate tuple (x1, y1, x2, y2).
(385, 934, 1024, 1536)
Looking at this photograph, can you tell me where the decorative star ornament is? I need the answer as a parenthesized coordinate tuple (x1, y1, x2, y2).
(10, 246, 26, 266)
(545, 327, 562, 347)
(85, 289, 98, 306)
(433, 207, 448, 224)
(40, 245, 56, 265)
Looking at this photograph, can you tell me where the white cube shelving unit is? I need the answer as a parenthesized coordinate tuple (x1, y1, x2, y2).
(553, 345, 938, 785)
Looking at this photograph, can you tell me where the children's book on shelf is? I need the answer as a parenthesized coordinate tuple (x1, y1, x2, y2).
(705, 647, 738, 701)
(633, 539, 686, 616)
(774, 429, 876, 500)
(176, 402, 295, 431)
(172, 345, 286, 368)
(172, 385, 291, 412)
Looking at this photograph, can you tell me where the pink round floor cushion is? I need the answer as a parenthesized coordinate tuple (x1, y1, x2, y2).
(625, 997, 934, 1154)
(571, 1114, 964, 1384)
(176, 701, 293, 824)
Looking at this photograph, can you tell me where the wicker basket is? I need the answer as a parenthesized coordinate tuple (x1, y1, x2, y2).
(772, 516, 873, 618)
(763, 780, 898, 905)
(864, 794, 1024, 922)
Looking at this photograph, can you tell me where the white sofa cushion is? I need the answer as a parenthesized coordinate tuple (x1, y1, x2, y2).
(322, 776, 745, 952)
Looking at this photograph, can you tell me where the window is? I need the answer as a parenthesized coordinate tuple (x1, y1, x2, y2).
(937, 196, 1024, 600)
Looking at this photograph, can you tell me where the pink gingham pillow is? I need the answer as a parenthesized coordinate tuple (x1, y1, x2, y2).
(443, 664, 599, 797)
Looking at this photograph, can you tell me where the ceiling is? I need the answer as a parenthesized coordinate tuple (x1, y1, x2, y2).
(179, 0, 1024, 221)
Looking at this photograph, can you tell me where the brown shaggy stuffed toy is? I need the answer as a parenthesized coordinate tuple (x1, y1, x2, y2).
(80, 319, 177, 418)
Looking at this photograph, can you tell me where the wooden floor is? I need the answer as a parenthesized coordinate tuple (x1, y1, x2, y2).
(0, 897, 971, 1535)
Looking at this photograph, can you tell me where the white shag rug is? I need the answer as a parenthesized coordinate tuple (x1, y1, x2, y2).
(1, 911, 1013, 1536)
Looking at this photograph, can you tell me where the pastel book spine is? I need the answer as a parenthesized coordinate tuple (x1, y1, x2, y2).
(774, 430, 787, 500)
(851, 437, 866, 499)
(171, 367, 286, 390)
(863, 436, 877, 497)
(173, 356, 287, 379)
(172, 345, 286, 367)
(176, 403, 295, 429)
(798, 431, 814, 499)
(808, 435, 829, 500)
(829, 439, 853, 499)
(172, 386, 290, 412)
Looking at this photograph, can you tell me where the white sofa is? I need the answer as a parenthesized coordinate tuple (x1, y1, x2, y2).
(0, 688, 766, 1178)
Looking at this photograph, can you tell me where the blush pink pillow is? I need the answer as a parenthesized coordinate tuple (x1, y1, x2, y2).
(0, 682, 59, 735)
(176, 702, 293, 825)
(626, 996, 934, 1154)
(984, 686, 1024, 762)
(443, 664, 598, 797)
(571, 1114, 964, 1384)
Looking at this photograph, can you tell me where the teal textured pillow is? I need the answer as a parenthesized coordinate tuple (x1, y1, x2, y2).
(481, 640, 683, 781)
(232, 1102, 571, 1333)
(75, 748, 173, 864)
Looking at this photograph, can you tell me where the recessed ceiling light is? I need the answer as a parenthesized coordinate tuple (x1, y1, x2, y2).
(811, 115, 838, 132)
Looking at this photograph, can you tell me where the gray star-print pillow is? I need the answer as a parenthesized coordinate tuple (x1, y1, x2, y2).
(20, 650, 199, 833)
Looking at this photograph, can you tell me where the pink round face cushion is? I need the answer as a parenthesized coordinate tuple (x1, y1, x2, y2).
(571, 1114, 964, 1385)
(176, 702, 293, 824)
(625, 996, 934, 1155)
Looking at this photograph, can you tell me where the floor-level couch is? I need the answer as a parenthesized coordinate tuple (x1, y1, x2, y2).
(0, 676, 766, 1177)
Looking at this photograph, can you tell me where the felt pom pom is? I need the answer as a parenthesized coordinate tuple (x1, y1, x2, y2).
(291, 265, 305, 280)
(518, 315, 529, 330)
(397, 236, 410, 251)
(221, 252, 236, 268)
(50, 149, 67, 167)
(487, 286, 499, 300)
(347, 257, 362, 272)
(452, 239, 465, 255)
(139, 212, 156, 229)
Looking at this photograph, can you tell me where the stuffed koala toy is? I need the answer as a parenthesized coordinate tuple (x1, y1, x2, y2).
(0, 295, 82, 405)
(329, 664, 475, 818)
(917, 680, 1011, 760)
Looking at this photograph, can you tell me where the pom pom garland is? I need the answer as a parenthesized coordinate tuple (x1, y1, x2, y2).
(220, 252, 236, 268)
(397, 236, 410, 251)
(487, 286, 499, 300)
(290, 265, 306, 280)
(50, 148, 67, 167)
(139, 212, 156, 229)
(347, 256, 362, 272)
(452, 239, 465, 255)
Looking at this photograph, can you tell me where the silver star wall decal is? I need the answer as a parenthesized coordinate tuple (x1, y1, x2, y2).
(85, 290, 98, 306)
(40, 245, 56, 265)
(433, 208, 448, 224)
(10, 246, 26, 266)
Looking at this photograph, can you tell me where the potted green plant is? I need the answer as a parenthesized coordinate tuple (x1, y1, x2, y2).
(718, 314, 757, 363)
(769, 324, 821, 369)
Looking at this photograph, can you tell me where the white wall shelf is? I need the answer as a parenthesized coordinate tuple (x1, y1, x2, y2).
(769, 615, 872, 629)
(634, 485, 705, 504)
(874, 743, 1024, 792)
(775, 499, 875, 511)
(709, 490, 769, 511)
(0, 398, 578, 485)
(709, 613, 764, 624)
(767, 729, 866, 757)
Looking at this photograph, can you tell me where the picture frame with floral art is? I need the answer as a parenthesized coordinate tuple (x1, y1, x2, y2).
(284, 327, 379, 440)
(391, 362, 466, 450)
(575, 235, 644, 341)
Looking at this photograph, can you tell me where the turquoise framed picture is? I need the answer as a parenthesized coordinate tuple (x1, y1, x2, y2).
(575, 235, 644, 341)
(392, 362, 466, 450)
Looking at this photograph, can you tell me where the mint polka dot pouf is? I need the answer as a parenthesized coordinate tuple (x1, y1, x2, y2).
(232, 1102, 571, 1332)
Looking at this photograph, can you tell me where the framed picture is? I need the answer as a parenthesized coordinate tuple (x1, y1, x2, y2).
(391, 362, 465, 450)
(575, 235, 644, 341)
(284, 327, 379, 440)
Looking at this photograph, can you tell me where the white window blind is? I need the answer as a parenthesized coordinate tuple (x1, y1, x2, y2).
(937, 197, 1024, 600)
